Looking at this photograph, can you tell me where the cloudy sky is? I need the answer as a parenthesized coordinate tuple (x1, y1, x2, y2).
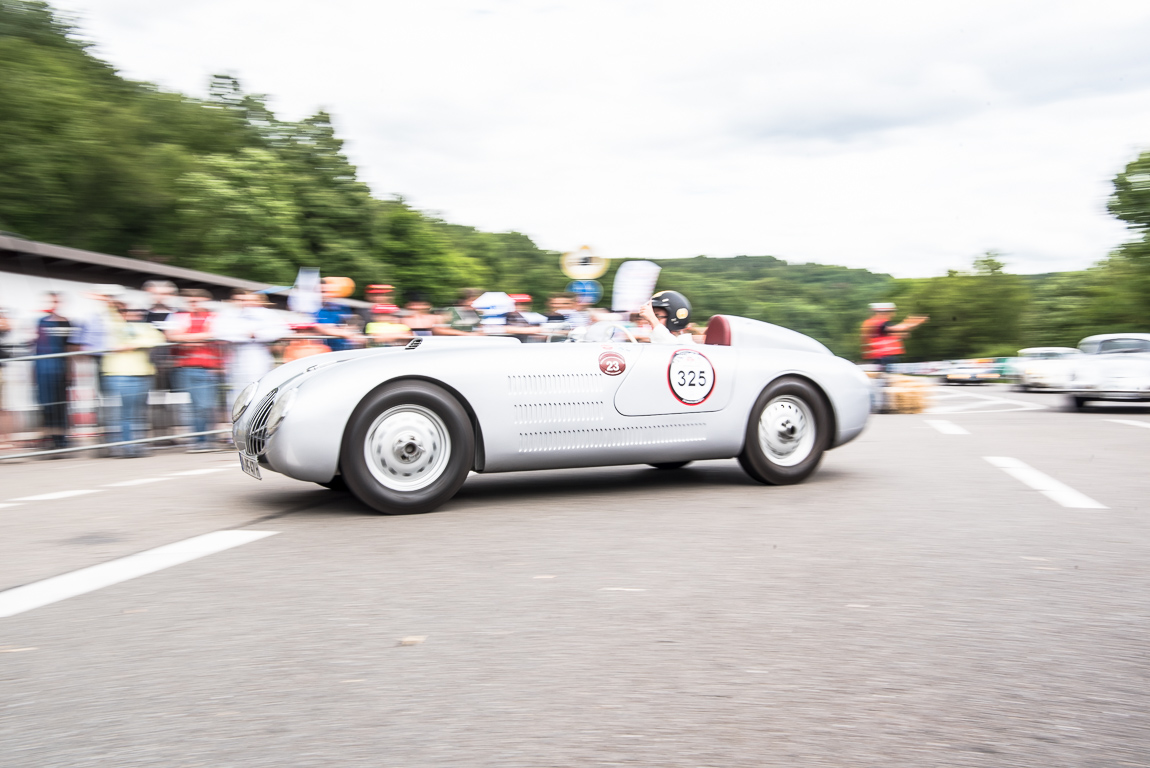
(53, 0, 1150, 276)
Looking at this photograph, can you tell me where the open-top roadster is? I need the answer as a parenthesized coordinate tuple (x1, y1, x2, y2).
(232, 315, 871, 514)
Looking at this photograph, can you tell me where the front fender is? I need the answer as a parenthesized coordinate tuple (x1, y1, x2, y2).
(260, 339, 517, 483)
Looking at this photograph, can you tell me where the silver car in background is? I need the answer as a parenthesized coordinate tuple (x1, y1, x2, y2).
(231, 315, 871, 514)
(1066, 333, 1150, 410)
(1014, 346, 1082, 391)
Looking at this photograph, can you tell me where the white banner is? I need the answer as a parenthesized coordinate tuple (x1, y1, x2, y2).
(289, 267, 322, 315)
(611, 260, 661, 313)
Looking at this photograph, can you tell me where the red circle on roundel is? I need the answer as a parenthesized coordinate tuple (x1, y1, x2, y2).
(599, 351, 626, 376)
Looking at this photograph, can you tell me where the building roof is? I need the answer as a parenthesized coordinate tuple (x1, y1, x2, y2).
(0, 235, 371, 308)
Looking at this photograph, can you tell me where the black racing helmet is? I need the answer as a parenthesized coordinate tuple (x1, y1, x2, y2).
(650, 290, 692, 332)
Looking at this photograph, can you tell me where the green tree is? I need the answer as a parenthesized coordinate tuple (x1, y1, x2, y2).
(1106, 151, 1150, 322)
(174, 148, 308, 283)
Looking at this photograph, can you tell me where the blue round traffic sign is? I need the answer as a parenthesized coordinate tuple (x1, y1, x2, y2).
(566, 279, 603, 305)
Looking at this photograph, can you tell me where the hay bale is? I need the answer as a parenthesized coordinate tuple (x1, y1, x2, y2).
(882, 375, 932, 414)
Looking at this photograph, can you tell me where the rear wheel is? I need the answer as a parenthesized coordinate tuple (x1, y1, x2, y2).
(341, 381, 474, 514)
(649, 461, 692, 470)
(738, 377, 831, 485)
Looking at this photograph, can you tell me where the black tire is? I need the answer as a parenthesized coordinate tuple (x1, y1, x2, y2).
(316, 475, 348, 492)
(340, 381, 474, 515)
(738, 377, 832, 485)
(649, 461, 692, 470)
(1071, 396, 1089, 411)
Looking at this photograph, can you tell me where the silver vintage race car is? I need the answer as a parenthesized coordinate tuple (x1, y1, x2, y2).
(231, 315, 871, 514)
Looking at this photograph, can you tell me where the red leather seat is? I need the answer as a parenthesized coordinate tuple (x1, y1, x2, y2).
(703, 315, 732, 346)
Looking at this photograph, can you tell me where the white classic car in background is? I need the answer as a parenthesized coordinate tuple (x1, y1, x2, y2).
(231, 315, 871, 514)
(1066, 333, 1150, 410)
(1014, 347, 1082, 391)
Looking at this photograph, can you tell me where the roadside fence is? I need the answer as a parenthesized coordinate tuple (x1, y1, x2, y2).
(2, 342, 240, 460)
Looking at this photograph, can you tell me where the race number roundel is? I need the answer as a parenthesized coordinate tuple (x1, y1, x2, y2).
(668, 349, 715, 405)
(599, 350, 626, 376)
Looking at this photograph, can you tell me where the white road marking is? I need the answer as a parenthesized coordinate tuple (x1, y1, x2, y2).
(8, 490, 101, 502)
(0, 503, 22, 510)
(600, 588, 646, 591)
(984, 457, 1106, 509)
(533, 575, 556, 579)
(167, 468, 229, 477)
(930, 391, 981, 401)
(0, 530, 279, 618)
(925, 419, 970, 435)
(1106, 419, 1150, 429)
(928, 391, 1047, 415)
(103, 478, 172, 488)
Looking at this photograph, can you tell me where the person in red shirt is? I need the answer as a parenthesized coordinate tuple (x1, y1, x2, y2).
(860, 302, 928, 371)
(165, 289, 225, 452)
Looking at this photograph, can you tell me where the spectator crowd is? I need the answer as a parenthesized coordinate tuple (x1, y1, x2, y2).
(0, 277, 696, 458)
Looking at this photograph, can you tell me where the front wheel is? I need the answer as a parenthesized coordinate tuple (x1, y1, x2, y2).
(738, 377, 831, 485)
(1071, 396, 1089, 411)
(341, 381, 475, 514)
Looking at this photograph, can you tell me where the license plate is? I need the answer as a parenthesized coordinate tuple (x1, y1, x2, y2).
(239, 452, 262, 480)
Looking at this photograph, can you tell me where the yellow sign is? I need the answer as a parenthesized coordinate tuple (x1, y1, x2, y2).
(561, 246, 609, 280)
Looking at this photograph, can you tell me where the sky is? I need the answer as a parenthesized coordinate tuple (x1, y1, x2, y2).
(51, 0, 1150, 277)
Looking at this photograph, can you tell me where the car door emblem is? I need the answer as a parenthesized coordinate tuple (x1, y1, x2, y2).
(599, 351, 626, 376)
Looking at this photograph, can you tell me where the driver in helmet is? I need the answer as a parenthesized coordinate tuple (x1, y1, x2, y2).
(639, 290, 696, 345)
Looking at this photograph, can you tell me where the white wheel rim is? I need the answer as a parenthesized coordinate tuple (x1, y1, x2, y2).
(757, 395, 815, 467)
(364, 405, 451, 491)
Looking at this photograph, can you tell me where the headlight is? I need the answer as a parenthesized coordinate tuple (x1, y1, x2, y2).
(264, 389, 298, 437)
(232, 382, 258, 423)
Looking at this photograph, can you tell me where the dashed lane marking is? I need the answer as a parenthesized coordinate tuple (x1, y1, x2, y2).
(984, 457, 1106, 509)
(0, 530, 279, 618)
(925, 419, 970, 435)
(928, 392, 1047, 415)
(8, 490, 102, 502)
(1106, 419, 1150, 429)
(7, 467, 229, 503)
(103, 478, 173, 488)
(0, 503, 22, 510)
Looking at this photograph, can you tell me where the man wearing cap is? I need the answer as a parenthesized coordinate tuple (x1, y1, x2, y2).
(861, 303, 928, 371)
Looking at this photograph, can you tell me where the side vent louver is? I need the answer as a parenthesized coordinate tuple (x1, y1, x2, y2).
(405, 338, 422, 350)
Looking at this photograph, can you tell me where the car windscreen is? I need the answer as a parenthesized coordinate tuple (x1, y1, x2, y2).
(1098, 339, 1150, 354)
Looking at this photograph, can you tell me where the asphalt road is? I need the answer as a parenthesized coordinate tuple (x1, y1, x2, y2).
(1, 384, 1148, 767)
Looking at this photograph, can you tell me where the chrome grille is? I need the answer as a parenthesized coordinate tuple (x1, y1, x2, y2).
(245, 388, 278, 456)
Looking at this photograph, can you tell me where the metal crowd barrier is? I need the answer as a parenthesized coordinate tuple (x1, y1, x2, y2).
(1, 342, 230, 460)
(0, 430, 231, 461)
